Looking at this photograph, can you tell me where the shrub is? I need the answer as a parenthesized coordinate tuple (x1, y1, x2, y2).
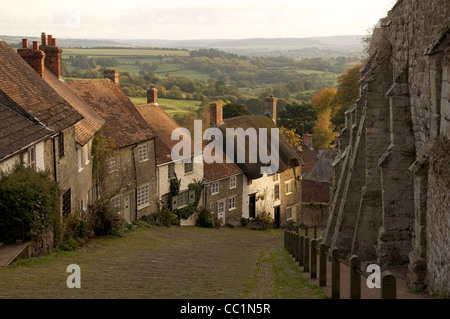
(241, 217, 249, 227)
(214, 218, 223, 228)
(255, 212, 274, 230)
(90, 200, 128, 237)
(157, 207, 179, 227)
(196, 207, 214, 228)
(0, 164, 60, 243)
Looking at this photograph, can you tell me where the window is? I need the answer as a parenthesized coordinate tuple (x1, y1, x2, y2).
(211, 182, 219, 195)
(138, 143, 148, 162)
(111, 195, 121, 211)
(286, 206, 296, 220)
(58, 132, 64, 158)
(184, 158, 194, 174)
(229, 197, 236, 210)
(274, 183, 280, 200)
(62, 188, 71, 216)
(27, 146, 36, 170)
(285, 180, 293, 195)
(210, 202, 215, 213)
(82, 192, 89, 211)
(168, 163, 175, 179)
(77, 148, 83, 172)
(229, 176, 236, 189)
(218, 201, 225, 214)
(84, 144, 90, 165)
(178, 190, 189, 208)
(107, 157, 117, 173)
(272, 173, 279, 182)
(137, 184, 150, 209)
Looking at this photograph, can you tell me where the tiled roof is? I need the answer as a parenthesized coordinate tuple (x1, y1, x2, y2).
(44, 69, 105, 145)
(0, 41, 82, 132)
(303, 148, 334, 183)
(135, 103, 196, 165)
(0, 103, 53, 161)
(302, 180, 330, 203)
(218, 115, 303, 179)
(203, 140, 243, 181)
(67, 79, 156, 148)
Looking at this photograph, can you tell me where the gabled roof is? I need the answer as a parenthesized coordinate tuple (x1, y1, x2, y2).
(203, 140, 243, 182)
(0, 103, 53, 161)
(217, 114, 302, 179)
(0, 41, 82, 133)
(43, 68, 105, 146)
(67, 79, 156, 148)
(303, 147, 334, 183)
(135, 103, 197, 165)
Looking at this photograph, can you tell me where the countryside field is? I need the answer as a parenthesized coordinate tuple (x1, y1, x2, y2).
(129, 97, 202, 115)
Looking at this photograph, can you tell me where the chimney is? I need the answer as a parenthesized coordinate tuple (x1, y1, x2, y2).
(303, 133, 313, 150)
(40, 33, 62, 78)
(104, 69, 119, 85)
(263, 94, 277, 125)
(17, 39, 45, 78)
(209, 102, 223, 127)
(41, 32, 47, 46)
(147, 87, 158, 104)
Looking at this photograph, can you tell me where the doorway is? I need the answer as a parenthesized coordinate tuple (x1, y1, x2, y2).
(274, 206, 281, 228)
(249, 194, 256, 219)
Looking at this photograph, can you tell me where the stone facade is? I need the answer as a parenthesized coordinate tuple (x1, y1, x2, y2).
(280, 166, 302, 228)
(205, 173, 244, 226)
(322, 0, 450, 296)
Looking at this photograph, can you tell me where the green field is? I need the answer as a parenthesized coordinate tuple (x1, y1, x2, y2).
(130, 97, 201, 115)
(62, 48, 190, 57)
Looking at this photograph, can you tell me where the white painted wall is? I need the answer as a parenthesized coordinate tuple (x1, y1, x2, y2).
(242, 173, 277, 219)
(0, 141, 45, 173)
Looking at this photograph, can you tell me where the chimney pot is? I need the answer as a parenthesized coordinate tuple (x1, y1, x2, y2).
(209, 102, 223, 127)
(47, 35, 53, 45)
(51, 38, 56, 46)
(41, 32, 47, 46)
(32, 41, 39, 50)
(22, 39, 29, 49)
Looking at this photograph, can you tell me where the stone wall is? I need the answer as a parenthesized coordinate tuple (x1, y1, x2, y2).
(299, 204, 329, 227)
(322, 0, 450, 296)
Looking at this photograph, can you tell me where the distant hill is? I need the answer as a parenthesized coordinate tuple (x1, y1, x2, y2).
(1, 35, 364, 56)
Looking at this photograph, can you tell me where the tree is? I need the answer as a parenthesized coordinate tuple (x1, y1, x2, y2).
(277, 102, 318, 137)
(280, 126, 302, 147)
(333, 65, 361, 125)
(312, 109, 335, 150)
(311, 87, 338, 112)
(223, 103, 252, 119)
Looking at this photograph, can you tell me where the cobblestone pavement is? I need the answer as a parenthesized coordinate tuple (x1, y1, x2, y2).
(0, 226, 326, 299)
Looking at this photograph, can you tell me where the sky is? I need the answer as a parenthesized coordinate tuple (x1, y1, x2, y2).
(0, 0, 397, 40)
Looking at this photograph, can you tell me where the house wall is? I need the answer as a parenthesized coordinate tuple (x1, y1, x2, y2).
(242, 174, 277, 219)
(100, 139, 158, 222)
(280, 166, 302, 228)
(0, 140, 45, 173)
(205, 173, 244, 226)
(299, 203, 329, 227)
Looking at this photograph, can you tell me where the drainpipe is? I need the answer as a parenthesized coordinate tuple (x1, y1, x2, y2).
(131, 144, 138, 221)
(52, 136, 57, 182)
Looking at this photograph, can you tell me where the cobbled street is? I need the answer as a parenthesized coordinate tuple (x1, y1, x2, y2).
(0, 226, 326, 299)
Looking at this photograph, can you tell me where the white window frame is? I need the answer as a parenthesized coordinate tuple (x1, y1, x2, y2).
(228, 196, 236, 211)
(178, 190, 189, 208)
(111, 195, 121, 212)
(286, 206, 296, 220)
(210, 202, 215, 213)
(285, 180, 293, 195)
(211, 182, 219, 195)
(168, 163, 175, 179)
(184, 158, 194, 174)
(137, 184, 150, 209)
(229, 176, 236, 189)
(77, 148, 83, 173)
(138, 143, 149, 162)
(84, 143, 90, 165)
(27, 145, 36, 170)
(218, 201, 225, 214)
(107, 156, 117, 173)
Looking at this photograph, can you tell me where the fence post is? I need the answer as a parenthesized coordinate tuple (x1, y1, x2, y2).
(299, 236, 304, 267)
(319, 244, 327, 287)
(304, 237, 310, 272)
(294, 233, 299, 262)
(350, 255, 361, 299)
(381, 272, 397, 299)
(305, 226, 309, 237)
(310, 239, 317, 279)
(331, 247, 340, 299)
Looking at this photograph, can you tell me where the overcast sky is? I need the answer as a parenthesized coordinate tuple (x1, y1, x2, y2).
(0, 0, 396, 40)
